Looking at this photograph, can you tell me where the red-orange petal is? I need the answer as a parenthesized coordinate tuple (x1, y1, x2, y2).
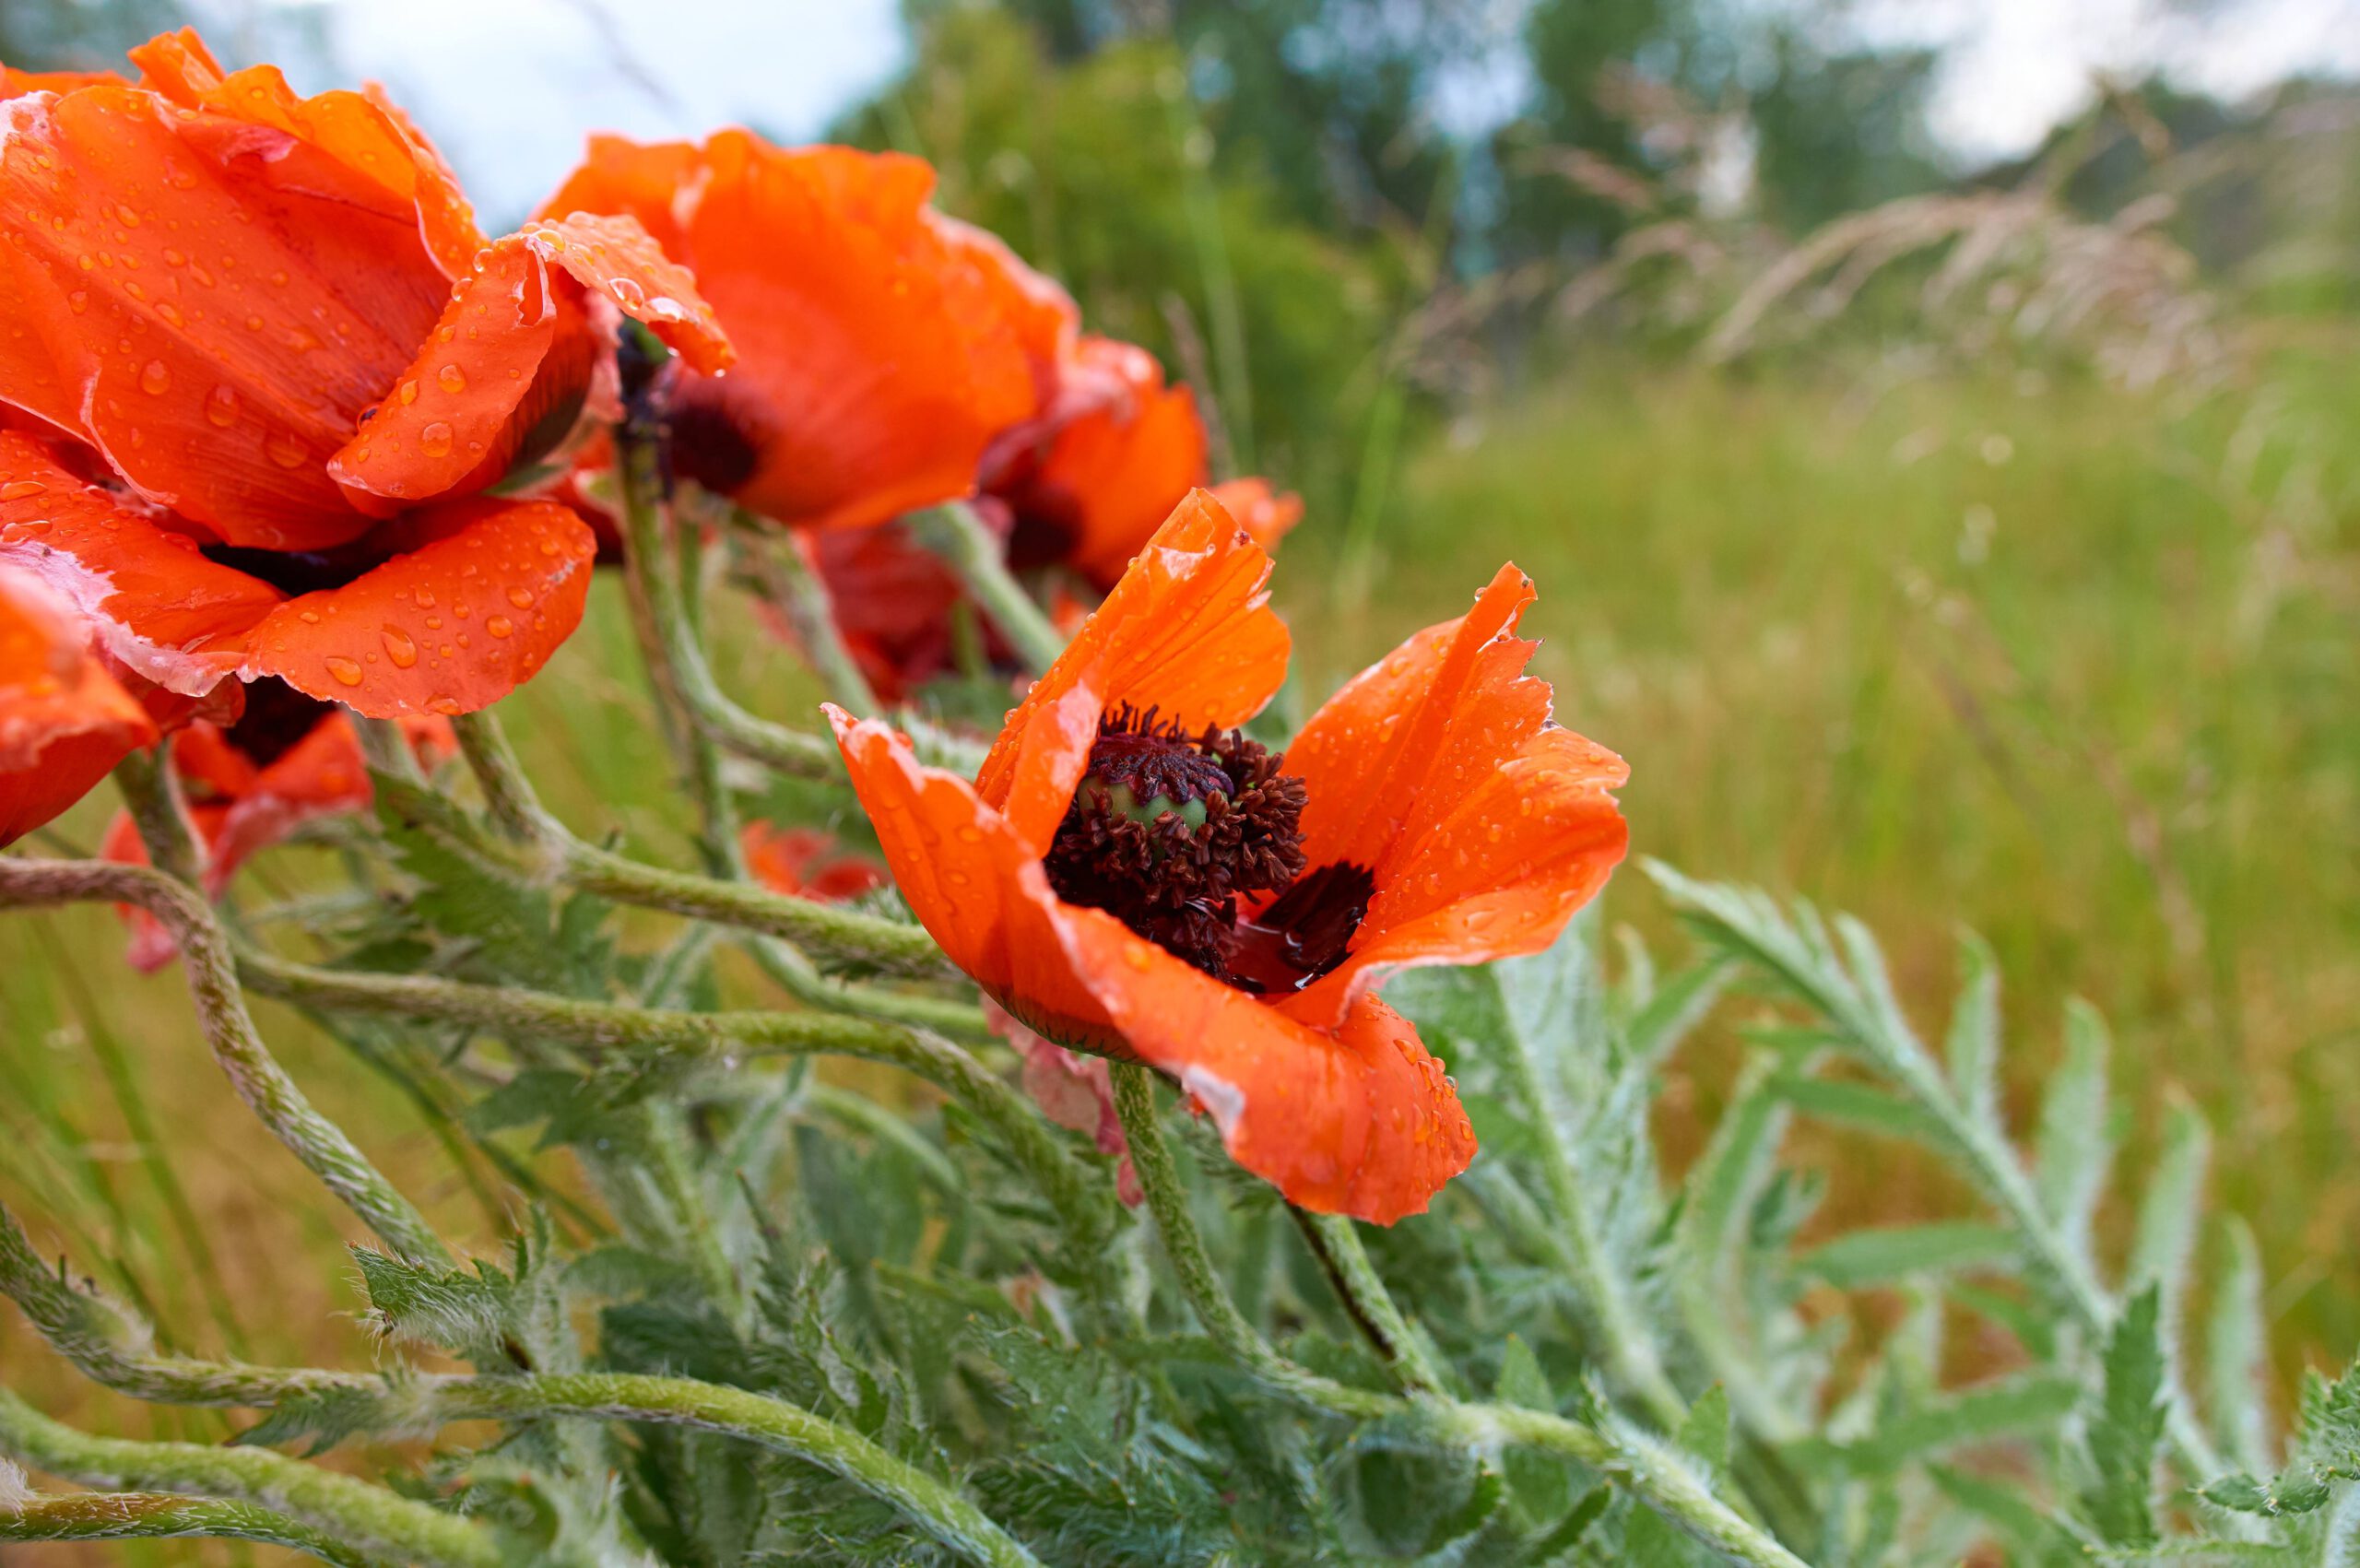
(0, 567, 158, 846)
(1276, 564, 1629, 1030)
(1207, 477, 1304, 554)
(974, 489, 1291, 854)
(3, 66, 127, 96)
(524, 213, 733, 377)
(1044, 897, 1477, 1224)
(0, 430, 282, 699)
(242, 497, 595, 718)
(200, 712, 375, 890)
(548, 134, 1040, 532)
(127, 29, 484, 280)
(740, 820, 888, 903)
(0, 78, 451, 549)
(827, 706, 1116, 1043)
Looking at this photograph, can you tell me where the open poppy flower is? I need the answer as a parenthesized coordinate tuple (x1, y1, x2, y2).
(0, 566, 158, 848)
(0, 29, 729, 718)
(739, 820, 889, 904)
(827, 491, 1629, 1223)
(991, 336, 1302, 590)
(545, 131, 1078, 535)
(99, 678, 454, 970)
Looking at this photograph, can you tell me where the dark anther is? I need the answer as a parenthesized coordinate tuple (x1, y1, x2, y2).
(199, 542, 373, 598)
(1227, 862, 1377, 996)
(1043, 704, 1308, 981)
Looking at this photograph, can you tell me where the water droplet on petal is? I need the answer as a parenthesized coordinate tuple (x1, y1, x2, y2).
(67, 290, 88, 314)
(437, 364, 466, 394)
(265, 430, 307, 468)
(427, 695, 462, 715)
(0, 480, 47, 502)
(486, 616, 513, 639)
(505, 586, 534, 608)
(138, 360, 171, 395)
(324, 655, 364, 687)
(418, 421, 454, 458)
(397, 379, 419, 407)
(381, 626, 419, 667)
(204, 383, 238, 428)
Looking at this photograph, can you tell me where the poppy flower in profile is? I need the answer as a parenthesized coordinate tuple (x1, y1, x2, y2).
(546, 132, 1077, 536)
(739, 820, 889, 904)
(0, 566, 158, 848)
(991, 336, 1302, 590)
(828, 491, 1629, 1223)
(0, 30, 730, 719)
(98, 678, 454, 971)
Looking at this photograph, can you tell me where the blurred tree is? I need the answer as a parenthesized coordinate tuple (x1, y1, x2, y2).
(1746, 31, 1943, 232)
(0, 0, 177, 70)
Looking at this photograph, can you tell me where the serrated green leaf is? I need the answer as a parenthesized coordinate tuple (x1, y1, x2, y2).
(1766, 1072, 1950, 1144)
(1798, 1220, 2018, 1288)
(1674, 1385, 1729, 1480)
(2083, 1286, 2169, 1545)
(1945, 927, 2002, 1128)
(2206, 1217, 2272, 1476)
(2036, 998, 2115, 1254)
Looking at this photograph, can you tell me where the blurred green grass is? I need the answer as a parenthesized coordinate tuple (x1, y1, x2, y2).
(3, 343, 2354, 1559)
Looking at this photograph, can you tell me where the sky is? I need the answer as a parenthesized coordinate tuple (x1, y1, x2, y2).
(215, 0, 2360, 221)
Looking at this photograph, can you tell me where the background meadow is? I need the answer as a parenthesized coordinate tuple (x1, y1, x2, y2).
(1, 0, 2355, 1562)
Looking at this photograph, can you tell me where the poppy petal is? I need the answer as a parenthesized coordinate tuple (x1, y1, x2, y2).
(524, 213, 733, 376)
(202, 711, 375, 890)
(827, 705, 1115, 1045)
(549, 134, 1039, 533)
(127, 29, 484, 280)
(740, 820, 888, 904)
(0, 567, 158, 846)
(1207, 477, 1304, 554)
(974, 489, 1291, 854)
(242, 497, 594, 717)
(1002, 348, 1210, 587)
(4, 67, 127, 95)
(1276, 564, 1629, 1029)
(0, 80, 451, 549)
(0, 430, 282, 697)
(1045, 898, 1477, 1224)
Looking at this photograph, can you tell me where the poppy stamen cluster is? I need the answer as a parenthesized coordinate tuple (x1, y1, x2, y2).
(1044, 703, 1308, 981)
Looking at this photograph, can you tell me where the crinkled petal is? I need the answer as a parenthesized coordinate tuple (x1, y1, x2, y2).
(548, 134, 1038, 532)
(128, 29, 484, 279)
(524, 212, 731, 375)
(0, 567, 157, 845)
(974, 489, 1290, 854)
(827, 705, 1115, 1044)
(1276, 564, 1629, 1030)
(0, 430, 281, 697)
(0, 79, 451, 549)
(242, 497, 594, 717)
(4, 67, 128, 96)
(1044, 896, 1477, 1224)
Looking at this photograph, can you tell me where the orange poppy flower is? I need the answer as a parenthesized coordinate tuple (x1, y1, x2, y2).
(545, 132, 1076, 534)
(0, 566, 158, 847)
(739, 820, 889, 904)
(992, 336, 1301, 589)
(0, 30, 729, 718)
(100, 678, 454, 970)
(827, 491, 1629, 1223)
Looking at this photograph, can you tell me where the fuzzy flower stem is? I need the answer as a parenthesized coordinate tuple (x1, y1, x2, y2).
(111, 743, 203, 886)
(733, 504, 883, 713)
(1109, 1064, 1813, 1568)
(1289, 1208, 1448, 1397)
(0, 1489, 382, 1566)
(613, 430, 840, 778)
(430, 711, 946, 976)
(0, 858, 450, 1273)
(436, 1373, 1044, 1568)
(904, 501, 1068, 674)
(0, 1387, 499, 1568)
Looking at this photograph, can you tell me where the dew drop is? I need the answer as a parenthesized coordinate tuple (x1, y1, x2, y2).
(427, 695, 462, 715)
(437, 364, 466, 394)
(297, 609, 322, 624)
(381, 626, 419, 667)
(609, 277, 646, 309)
(265, 430, 307, 468)
(138, 360, 171, 395)
(324, 655, 364, 687)
(0, 480, 47, 502)
(204, 383, 237, 428)
(418, 421, 454, 458)
(486, 616, 513, 639)
(504, 586, 534, 608)
(67, 290, 88, 314)
(397, 379, 419, 407)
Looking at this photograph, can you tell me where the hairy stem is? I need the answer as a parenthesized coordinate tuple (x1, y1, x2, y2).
(1290, 1208, 1448, 1396)
(0, 857, 450, 1271)
(0, 1388, 498, 1568)
(737, 508, 882, 713)
(0, 1488, 384, 1566)
(905, 501, 1067, 674)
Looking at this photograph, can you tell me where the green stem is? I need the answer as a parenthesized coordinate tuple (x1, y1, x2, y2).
(1290, 1208, 1447, 1397)
(437, 1373, 1043, 1568)
(0, 1489, 383, 1566)
(0, 860, 450, 1272)
(1109, 1064, 1811, 1568)
(224, 941, 1113, 1259)
(0, 1388, 498, 1568)
(614, 431, 838, 778)
(736, 506, 882, 713)
(112, 745, 203, 886)
(905, 501, 1067, 675)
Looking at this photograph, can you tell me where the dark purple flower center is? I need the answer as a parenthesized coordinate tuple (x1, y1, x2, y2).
(1042, 703, 1371, 994)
